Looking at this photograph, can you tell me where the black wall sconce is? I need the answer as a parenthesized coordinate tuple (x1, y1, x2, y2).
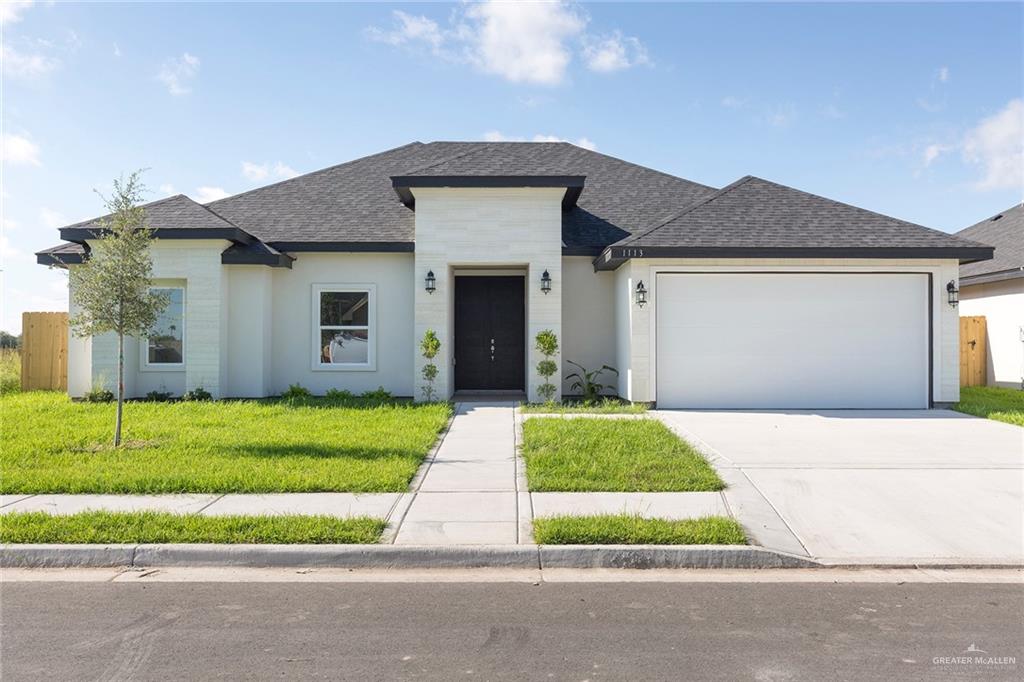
(635, 280, 647, 307)
(541, 269, 552, 294)
(425, 270, 436, 294)
(946, 280, 959, 307)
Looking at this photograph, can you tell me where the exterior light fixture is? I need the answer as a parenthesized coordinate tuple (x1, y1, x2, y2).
(946, 280, 959, 307)
(541, 269, 552, 294)
(425, 270, 436, 294)
(635, 280, 647, 308)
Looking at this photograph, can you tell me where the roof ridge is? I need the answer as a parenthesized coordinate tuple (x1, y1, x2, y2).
(397, 143, 498, 175)
(204, 141, 425, 208)
(613, 175, 755, 247)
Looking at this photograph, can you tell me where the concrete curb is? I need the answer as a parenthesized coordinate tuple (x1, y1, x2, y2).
(1, 543, 824, 569)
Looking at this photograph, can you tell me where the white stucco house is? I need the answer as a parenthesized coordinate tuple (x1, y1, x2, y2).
(37, 141, 993, 408)
(956, 203, 1023, 389)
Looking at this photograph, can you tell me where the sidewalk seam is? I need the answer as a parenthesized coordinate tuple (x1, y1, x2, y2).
(196, 494, 226, 514)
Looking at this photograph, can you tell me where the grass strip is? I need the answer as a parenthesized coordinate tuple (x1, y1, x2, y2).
(519, 399, 648, 414)
(0, 511, 385, 544)
(533, 514, 746, 545)
(952, 386, 1024, 427)
(521, 417, 724, 492)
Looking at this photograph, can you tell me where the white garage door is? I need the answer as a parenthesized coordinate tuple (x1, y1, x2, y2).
(655, 273, 930, 409)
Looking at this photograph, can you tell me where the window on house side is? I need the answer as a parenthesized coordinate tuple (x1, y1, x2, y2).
(147, 287, 185, 366)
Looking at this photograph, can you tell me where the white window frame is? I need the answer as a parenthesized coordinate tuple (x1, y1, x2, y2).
(141, 285, 186, 372)
(312, 283, 376, 371)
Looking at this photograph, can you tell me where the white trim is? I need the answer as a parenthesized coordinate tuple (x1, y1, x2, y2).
(311, 283, 377, 372)
(646, 266, 935, 407)
(141, 285, 186, 372)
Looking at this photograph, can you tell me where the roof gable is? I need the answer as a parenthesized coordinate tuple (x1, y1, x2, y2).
(956, 203, 1024, 282)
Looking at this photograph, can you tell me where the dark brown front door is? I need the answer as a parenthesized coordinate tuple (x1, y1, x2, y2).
(454, 276, 525, 391)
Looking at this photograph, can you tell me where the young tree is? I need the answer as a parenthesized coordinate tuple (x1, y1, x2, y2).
(68, 172, 168, 446)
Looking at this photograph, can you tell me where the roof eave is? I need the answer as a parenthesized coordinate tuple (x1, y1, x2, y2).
(960, 267, 1024, 287)
(59, 226, 255, 246)
(390, 175, 587, 211)
(593, 245, 995, 271)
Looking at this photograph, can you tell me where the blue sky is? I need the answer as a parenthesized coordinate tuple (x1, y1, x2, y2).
(2, 1, 1022, 333)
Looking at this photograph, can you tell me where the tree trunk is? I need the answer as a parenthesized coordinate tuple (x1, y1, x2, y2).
(115, 332, 124, 447)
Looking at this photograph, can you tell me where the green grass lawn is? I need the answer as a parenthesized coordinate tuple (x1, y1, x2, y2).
(519, 398, 648, 414)
(532, 514, 746, 545)
(953, 386, 1024, 427)
(521, 418, 724, 492)
(1, 392, 451, 494)
(0, 511, 384, 544)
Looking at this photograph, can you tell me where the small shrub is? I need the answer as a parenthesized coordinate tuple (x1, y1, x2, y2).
(145, 390, 174, 402)
(281, 383, 313, 400)
(420, 329, 441, 401)
(325, 388, 355, 401)
(84, 387, 114, 403)
(535, 330, 559, 357)
(181, 387, 213, 402)
(0, 349, 20, 394)
(565, 361, 619, 402)
(361, 386, 392, 401)
(535, 330, 559, 403)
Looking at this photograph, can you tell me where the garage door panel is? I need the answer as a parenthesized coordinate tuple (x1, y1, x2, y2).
(655, 273, 929, 409)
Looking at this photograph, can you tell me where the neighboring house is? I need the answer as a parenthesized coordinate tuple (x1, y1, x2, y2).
(37, 142, 992, 408)
(956, 203, 1024, 389)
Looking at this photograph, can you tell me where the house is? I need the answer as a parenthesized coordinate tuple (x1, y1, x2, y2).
(956, 203, 1024, 389)
(37, 141, 992, 408)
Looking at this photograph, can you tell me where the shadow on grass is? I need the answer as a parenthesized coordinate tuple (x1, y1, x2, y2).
(220, 442, 422, 461)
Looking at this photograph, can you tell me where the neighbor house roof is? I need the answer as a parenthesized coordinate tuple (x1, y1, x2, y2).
(956, 203, 1024, 285)
(39, 141, 993, 269)
(595, 176, 993, 269)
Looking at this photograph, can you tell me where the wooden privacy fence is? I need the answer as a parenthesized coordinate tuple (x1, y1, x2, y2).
(959, 315, 987, 388)
(21, 312, 68, 391)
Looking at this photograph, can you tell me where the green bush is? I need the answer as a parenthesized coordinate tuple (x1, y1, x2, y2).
(325, 388, 355, 401)
(535, 330, 559, 357)
(181, 387, 213, 402)
(83, 387, 114, 403)
(0, 349, 20, 394)
(281, 383, 313, 400)
(361, 386, 392, 401)
(144, 390, 173, 402)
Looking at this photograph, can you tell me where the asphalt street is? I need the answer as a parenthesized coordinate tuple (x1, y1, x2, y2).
(2, 579, 1021, 680)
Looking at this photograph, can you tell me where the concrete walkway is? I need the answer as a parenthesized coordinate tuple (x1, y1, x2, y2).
(392, 401, 519, 545)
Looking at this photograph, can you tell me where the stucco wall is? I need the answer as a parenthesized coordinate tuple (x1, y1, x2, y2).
(86, 240, 226, 398)
(617, 258, 962, 404)
(226, 266, 273, 397)
(960, 278, 1024, 388)
(561, 256, 617, 396)
(412, 187, 563, 402)
(268, 252, 414, 397)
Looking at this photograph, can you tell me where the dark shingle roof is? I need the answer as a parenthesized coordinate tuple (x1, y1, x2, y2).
(956, 203, 1024, 282)
(36, 242, 86, 266)
(59, 194, 243, 235)
(605, 176, 992, 262)
(205, 141, 716, 251)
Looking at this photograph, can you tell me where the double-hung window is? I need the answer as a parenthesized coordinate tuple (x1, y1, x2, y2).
(313, 284, 375, 370)
(144, 286, 185, 368)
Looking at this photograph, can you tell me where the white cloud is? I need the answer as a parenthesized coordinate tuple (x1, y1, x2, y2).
(763, 103, 797, 128)
(582, 31, 650, 73)
(937, 66, 949, 83)
(720, 96, 746, 109)
(241, 161, 299, 182)
(195, 186, 229, 203)
(159, 183, 176, 196)
(367, 1, 647, 86)
(39, 208, 67, 229)
(365, 10, 444, 52)
(482, 131, 597, 150)
(158, 52, 200, 96)
(113, 43, 121, 58)
(922, 143, 951, 167)
(0, 235, 29, 265)
(821, 103, 846, 120)
(962, 98, 1024, 190)
(1, 133, 41, 166)
(1, 44, 59, 78)
(0, 1, 33, 24)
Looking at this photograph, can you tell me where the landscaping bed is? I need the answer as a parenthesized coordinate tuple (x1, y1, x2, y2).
(521, 418, 724, 492)
(953, 386, 1024, 427)
(533, 514, 746, 545)
(0, 511, 384, 544)
(519, 398, 647, 414)
(1, 393, 451, 494)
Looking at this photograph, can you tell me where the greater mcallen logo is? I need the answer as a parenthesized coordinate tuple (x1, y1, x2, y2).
(932, 643, 1017, 668)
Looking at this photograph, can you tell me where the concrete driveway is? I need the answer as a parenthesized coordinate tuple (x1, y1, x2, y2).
(655, 409, 1024, 565)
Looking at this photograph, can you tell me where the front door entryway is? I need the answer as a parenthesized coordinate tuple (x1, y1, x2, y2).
(454, 276, 525, 391)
